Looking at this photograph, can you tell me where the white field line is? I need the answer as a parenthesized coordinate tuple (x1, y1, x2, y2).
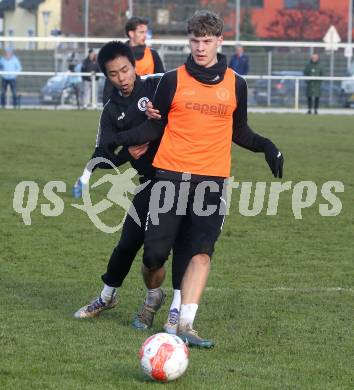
(265, 287, 354, 293)
(196, 287, 354, 293)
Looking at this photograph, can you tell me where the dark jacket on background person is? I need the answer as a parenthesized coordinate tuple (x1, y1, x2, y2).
(81, 55, 100, 82)
(304, 60, 324, 97)
(228, 54, 249, 75)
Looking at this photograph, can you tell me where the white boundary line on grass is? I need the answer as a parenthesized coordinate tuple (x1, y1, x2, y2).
(248, 108, 354, 115)
(266, 287, 354, 293)
(199, 287, 354, 293)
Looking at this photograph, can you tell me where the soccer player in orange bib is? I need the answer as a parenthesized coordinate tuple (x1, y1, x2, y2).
(109, 11, 284, 348)
(101, 16, 165, 105)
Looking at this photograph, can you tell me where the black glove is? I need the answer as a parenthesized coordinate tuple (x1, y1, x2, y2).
(264, 141, 284, 178)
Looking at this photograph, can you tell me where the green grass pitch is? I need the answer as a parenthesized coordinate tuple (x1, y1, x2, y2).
(1, 110, 353, 389)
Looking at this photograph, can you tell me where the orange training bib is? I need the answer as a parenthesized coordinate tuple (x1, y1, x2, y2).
(153, 65, 237, 177)
(135, 47, 155, 76)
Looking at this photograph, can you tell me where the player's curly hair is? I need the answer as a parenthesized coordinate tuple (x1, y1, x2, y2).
(97, 41, 135, 76)
(187, 10, 223, 37)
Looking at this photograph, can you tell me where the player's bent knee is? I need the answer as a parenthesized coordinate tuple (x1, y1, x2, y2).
(143, 249, 168, 270)
(142, 256, 166, 270)
(143, 262, 163, 272)
(143, 244, 170, 270)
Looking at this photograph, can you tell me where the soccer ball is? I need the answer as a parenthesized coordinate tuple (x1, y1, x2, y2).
(139, 333, 189, 382)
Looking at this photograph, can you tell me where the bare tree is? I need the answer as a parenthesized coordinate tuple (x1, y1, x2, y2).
(89, 0, 127, 37)
(266, 7, 346, 41)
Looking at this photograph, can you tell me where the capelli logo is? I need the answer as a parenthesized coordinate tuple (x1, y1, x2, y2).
(185, 102, 231, 116)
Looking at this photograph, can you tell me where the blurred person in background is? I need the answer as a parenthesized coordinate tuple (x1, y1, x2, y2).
(81, 49, 100, 108)
(125, 16, 164, 75)
(68, 60, 82, 110)
(103, 17, 165, 104)
(304, 53, 324, 115)
(0, 48, 22, 108)
(228, 44, 249, 75)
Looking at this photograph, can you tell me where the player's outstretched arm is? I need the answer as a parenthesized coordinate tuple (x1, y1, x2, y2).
(92, 146, 130, 169)
(111, 118, 165, 147)
(232, 75, 284, 178)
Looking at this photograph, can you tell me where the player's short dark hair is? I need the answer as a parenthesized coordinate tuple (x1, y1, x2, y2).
(97, 41, 135, 76)
(125, 17, 149, 36)
(187, 10, 223, 37)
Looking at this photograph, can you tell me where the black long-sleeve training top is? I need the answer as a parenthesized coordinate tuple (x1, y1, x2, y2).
(93, 74, 162, 177)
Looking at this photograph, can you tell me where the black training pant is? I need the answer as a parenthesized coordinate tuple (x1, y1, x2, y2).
(101, 179, 191, 289)
(307, 96, 319, 111)
(143, 180, 226, 270)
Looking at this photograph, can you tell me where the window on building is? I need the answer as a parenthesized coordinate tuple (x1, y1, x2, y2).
(284, 0, 319, 9)
(236, 0, 263, 7)
(249, 0, 263, 7)
(78, 3, 82, 21)
(7, 29, 14, 49)
(28, 29, 35, 50)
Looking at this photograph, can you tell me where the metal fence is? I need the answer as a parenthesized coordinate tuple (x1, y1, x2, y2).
(1, 70, 353, 110)
(1, 37, 354, 110)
